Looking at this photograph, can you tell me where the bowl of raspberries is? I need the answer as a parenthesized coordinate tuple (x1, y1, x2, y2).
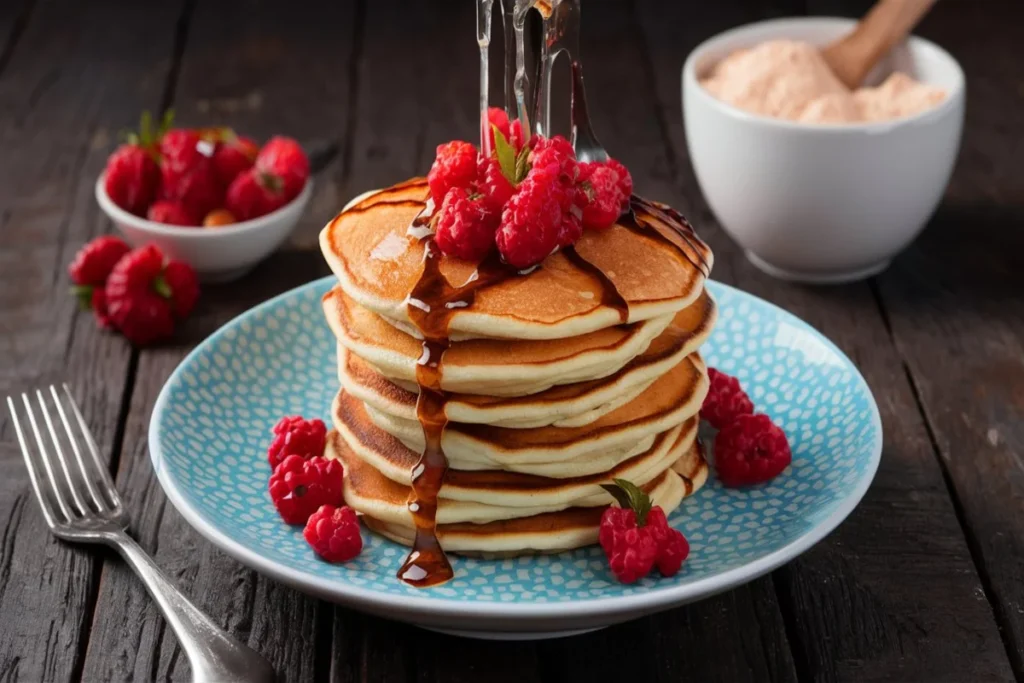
(95, 112, 312, 281)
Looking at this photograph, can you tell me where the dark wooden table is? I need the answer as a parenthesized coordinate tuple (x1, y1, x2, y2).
(2, 0, 1022, 681)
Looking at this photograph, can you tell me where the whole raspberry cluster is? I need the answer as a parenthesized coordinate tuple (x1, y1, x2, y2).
(264, 415, 363, 564)
(103, 111, 308, 228)
(68, 237, 199, 346)
(701, 368, 792, 487)
(425, 107, 634, 268)
(598, 479, 690, 584)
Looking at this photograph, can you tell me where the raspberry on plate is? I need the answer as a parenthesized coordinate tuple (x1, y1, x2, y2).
(104, 244, 176, 346)
(714, 413, 792, 487)
(646, 506, 690, 577)
(226, 168, 289, 221)
(147, 199, 196, 226)
(435, 187, 499, 261)
(701, 367, 754, 430)
(599, 478, 689, 583)
(256, 136, 309, 200)
(68, 235, 130, 288)
(303, 505, 363, 563)
(427, 140, 478, 208)
(580, 165, 625, 230)
(268, 454, 344, 525)
(530, 135, 578, 185)
(495, 167, 564, 268)
(604, 157, 634, 202)
(268, 415, 328, 470)
(477, 155, 516, 213)
(212, 131, 259, 187)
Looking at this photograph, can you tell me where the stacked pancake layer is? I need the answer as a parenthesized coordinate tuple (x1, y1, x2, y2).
(319, 178, 715, 559)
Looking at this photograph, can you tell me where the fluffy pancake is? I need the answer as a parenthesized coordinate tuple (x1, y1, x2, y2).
(336, 432, 704, 554)
(320, 179, 713, 341)
(333, 352, 707, 477)
(327, 421, 695, 520)
(337, 292, 717, 428)
(324, 286, 675, 396)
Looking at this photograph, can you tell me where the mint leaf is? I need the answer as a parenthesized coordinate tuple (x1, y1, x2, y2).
(514, 145, 531, 184)
(600, 483, 632, 510)
(608, 478, 653, 526)
(492, 123, 516, 184)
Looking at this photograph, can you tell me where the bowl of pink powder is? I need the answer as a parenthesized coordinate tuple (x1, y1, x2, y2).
(683, 17, 964, 283)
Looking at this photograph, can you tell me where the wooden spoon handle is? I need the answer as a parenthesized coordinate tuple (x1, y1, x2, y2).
(824, 0, 937, 88)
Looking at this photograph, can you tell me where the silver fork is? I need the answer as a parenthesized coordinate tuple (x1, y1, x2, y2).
(6, 385, 276, 683)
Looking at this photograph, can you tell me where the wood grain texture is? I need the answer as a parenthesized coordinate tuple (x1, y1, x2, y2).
(0, 0, 185, 680)
(868, 4, 1024, 678)
(632, 1, 1016, 681)
(77, 0, 355, 678)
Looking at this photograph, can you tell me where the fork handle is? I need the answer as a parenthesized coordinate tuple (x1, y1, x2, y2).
(107, 530, 276, 683)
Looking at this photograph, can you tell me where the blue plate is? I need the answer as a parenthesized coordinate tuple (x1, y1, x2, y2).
(150, 276, 881, 639)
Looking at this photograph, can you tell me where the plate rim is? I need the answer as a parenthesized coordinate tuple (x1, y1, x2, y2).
(149, 275, 883, 623)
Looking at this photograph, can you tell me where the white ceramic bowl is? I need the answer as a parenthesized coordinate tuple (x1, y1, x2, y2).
(95, 175, 313, 282)
(682, 17, 965, 283)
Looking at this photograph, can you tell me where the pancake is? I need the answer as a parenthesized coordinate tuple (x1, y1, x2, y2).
(337, 291, 717, 428)
(324, 286, 675, 396)
(327, 421, 695, 520)
(320, 179, 713, 341)
(338, 353, 707, 474)
(338, 434, 703, 554)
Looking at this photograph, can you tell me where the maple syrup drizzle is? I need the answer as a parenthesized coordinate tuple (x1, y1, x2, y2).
(561, 246, 628, 324)
(623, 196, 712, 278)
(398, 207, 521, 587)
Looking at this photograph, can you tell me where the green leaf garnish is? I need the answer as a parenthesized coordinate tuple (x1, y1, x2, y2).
(600, 478, 653, 526)
(492, 123, 517, 185)
(513, 145, 531, 184)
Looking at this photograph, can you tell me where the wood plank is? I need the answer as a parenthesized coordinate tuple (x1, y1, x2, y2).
(573, 2, 800, 679)
(76, 0, 358, 678)
(0, 0, 185, 680)
(633, 1, 1017, 681)
(867, 2, 1024, 677)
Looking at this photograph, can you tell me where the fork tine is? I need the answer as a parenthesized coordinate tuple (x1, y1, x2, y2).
(49, 385, 109, 512)
(62, 383, 122, 511)
(7, 396, 61, 528)
(36, 389, 89, 516)
(19, 393, 75, 522)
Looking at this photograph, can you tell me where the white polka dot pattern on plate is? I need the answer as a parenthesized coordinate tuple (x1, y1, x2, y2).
(152, 278, 881, 603)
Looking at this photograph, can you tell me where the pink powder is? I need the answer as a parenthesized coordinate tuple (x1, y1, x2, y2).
(700, 39, 946, 124)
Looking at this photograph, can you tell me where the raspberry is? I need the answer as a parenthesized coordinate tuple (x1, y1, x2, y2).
(580, 165, 625, 230)
(104, 244, 175, 346)
(104, 144, 161, 216)
(530, 135, 578, 185)
(163, 260, 200, 318)
(714, 413, 792, 487)
(485, 107, 511, 153)
(557, 212, 583, 248)
(701, 367, 754, 430)
(477, 155, 516, 213)
(646, 507, 689, 576)
(268, 454, 344, 525)
(435, 187, 499, 261)
(268, 416, 328, 470)
(604, 157, 633, 202)
(495, 167, 563, 268)
(68, 235, 131, 287)
(90, 288, 114, 330)
(255, 136, 309, 201)
(147, 199, 196, 226)
(226, 168, 289, 221)
(599, 506, 658, 583)
(427, 141, 478, 207)
(304, 505, 363, 562)
(509, 119, 525, 153)
(212, 133, 258, 187)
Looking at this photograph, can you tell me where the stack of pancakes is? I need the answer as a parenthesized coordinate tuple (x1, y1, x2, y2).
(319, 178, 715, 557)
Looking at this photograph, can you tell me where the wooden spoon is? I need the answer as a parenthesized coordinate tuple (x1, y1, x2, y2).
(822, 0, 937, 89)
